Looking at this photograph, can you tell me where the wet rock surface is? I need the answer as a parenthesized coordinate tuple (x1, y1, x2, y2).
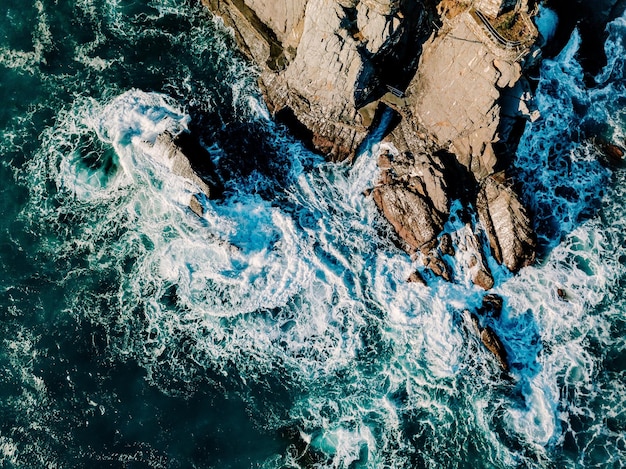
(464, 293, 509, 371)
(371, 184, 444, 252)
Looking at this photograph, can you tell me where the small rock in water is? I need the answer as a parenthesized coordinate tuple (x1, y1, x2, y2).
(424, 253, 452, 282)
(189, 194, 204, 217)
(439, 233, 455, 256)
(604, 143, 624, 162)
(557, 288, 568, 301)
(481, 294, 504, 319)
(596, 138, 625, 165)
(407, 271, 427, 285)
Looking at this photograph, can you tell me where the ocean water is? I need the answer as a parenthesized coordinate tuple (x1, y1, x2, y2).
(0, 1, 625, 468)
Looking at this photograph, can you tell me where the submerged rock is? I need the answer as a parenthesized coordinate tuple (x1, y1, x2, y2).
(480, 293, 504, 319)
(464, 309, 509, 371)
(439, 233, 455, 257)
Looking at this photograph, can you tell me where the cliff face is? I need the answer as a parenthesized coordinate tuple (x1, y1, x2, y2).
(202, 0, 539, 286)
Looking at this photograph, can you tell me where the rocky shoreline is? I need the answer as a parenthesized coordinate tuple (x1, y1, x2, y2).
(200, 0, 542, 289)
(190, 0, 625, 369)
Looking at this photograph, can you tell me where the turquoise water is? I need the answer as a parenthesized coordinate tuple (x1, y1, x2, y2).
(1, 1, 625, 467)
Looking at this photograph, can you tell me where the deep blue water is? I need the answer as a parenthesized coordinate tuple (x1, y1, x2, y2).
(1, 1, 625, 467)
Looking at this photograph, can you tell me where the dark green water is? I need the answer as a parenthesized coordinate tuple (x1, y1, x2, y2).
(1, 1, 625, 467)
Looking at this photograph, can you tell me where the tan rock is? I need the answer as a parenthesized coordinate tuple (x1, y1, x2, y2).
(407, 270, 427, 285)
(242, 0, 307, 51)
(371, 184, 444, 252)
(408, 11, 529, 182)
(480, 326, 509, 371)
(424, 251, 452, 281)
(477, 173, 536, 272)
(439, 233, 455, 257)
(493, 59, 522, 88)
(457, 223, 494, 290)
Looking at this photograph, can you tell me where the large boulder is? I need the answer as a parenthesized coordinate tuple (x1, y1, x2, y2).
(378, 149, 450, 216)
(476, 173, 536, 272)
(137, 131, 222, 215)
(371, 184, 445, 252)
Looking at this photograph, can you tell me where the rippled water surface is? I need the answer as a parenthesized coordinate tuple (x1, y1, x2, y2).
(1, 1, 625, 467)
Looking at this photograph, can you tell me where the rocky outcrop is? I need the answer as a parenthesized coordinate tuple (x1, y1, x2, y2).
(368, 3, 538, 283)
(203, 0, 436, 161)
(465, 293, 509, 371)
(201, 0, 540, 286)
(137, 131, 222, 216)
(476, 172, 536, 272)
(373, 148, 450, 252)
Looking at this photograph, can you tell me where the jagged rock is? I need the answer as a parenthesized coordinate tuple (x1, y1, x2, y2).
(378, 151, 393, 169)
(493, 59, 522, 89)
(423, 251, 452, 281)
(136, 131, 222, 215)
(378, 150, 450, 217)
(439, 233, 455, 257)
(371, 184, 444, 252)
(407, 270, 427, 285)
(469, 312, 482, 336)
(480, 293, 504, 319)
(407, 10, 533, 182)
(458, 224, 495, 290)
(472, 265, 495, 291)
(189, 194, 205, 217)
(480, 326, 509, 371)
(476, 173, 536, 272)
(465, 308, 509, 371)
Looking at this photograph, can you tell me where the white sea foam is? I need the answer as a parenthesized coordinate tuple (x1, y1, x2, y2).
(0, 1, 52, 74)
